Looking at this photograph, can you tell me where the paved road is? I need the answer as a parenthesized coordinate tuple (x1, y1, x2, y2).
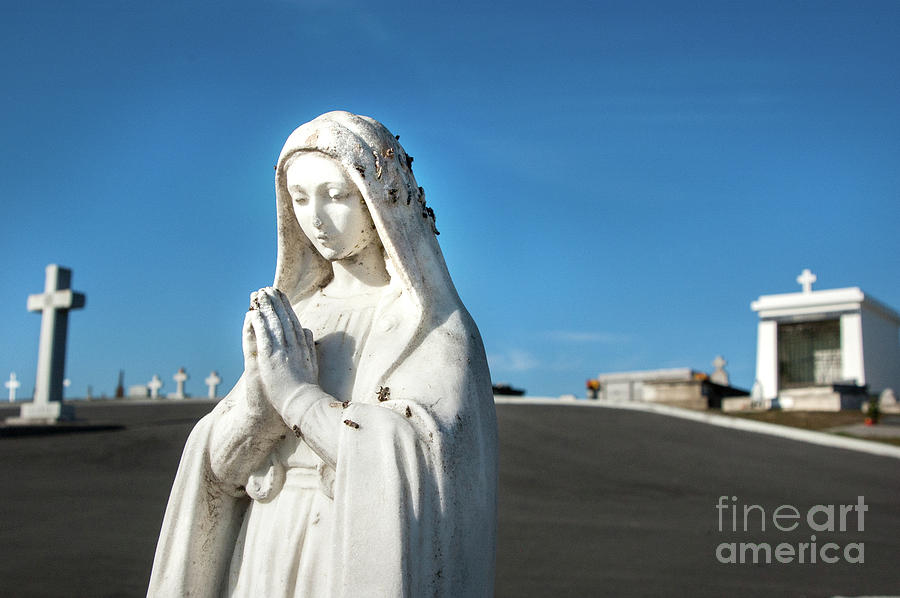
(0, 401, 897, 597)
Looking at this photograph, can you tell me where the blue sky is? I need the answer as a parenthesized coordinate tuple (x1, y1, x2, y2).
(2, 0, 898, 398)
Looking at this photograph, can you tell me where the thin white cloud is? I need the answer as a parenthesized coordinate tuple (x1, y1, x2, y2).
(487, 350, 539, 373)
(546, 330, 631, 344)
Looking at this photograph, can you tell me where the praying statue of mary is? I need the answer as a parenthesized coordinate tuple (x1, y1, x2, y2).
(147, 111, 497, 598)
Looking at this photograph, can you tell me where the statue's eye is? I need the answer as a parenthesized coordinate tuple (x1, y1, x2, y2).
(293, 195, 308, 205)
(328, 189, 345, 201)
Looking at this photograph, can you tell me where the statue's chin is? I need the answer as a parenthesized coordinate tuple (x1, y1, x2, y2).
(312, 244, 342, 262)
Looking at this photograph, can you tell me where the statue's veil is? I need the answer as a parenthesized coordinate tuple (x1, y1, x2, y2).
(273, 111, 461, 324)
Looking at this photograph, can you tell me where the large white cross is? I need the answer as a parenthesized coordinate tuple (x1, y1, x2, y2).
(796, 268, 817, 294)
(205, 371, 222, 399)
(6, 373, 21, 402)
(148, 374, 163, 399)
(23, 264, 85, 421)
(172, 367, 188, 399)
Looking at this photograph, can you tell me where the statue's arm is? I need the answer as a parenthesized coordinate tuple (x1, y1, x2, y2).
(207, 374, 287, 489)
(273, 384, 343, 469)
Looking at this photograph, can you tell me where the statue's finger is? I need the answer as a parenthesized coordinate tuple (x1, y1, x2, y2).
(274, 289, 304, 345)
(249, 310, 274, 354)
(303, 328, 315, 356)
(303, 328, 318, 375)
(242, 313, 259, 365)
(263, 287, 296, 347)
(256, 289, 286, 345)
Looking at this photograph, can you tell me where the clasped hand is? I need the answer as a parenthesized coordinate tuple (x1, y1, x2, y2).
(243, 287, 319, 415)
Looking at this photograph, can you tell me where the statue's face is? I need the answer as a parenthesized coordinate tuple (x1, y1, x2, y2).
(285, 152, 379, 261)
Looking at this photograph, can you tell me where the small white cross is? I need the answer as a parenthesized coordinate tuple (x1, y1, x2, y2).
(173, 367, 188, 399)
(6, 372, 21, 402)
(148, 374, 163, 399)
(796, 268, 817, 294)
(205, 371, 222, 399)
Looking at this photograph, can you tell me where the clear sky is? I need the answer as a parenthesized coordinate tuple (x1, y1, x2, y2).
(2, 0, 899, 399)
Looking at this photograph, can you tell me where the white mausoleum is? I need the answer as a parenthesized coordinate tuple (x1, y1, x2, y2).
(751, 269, 900, 406)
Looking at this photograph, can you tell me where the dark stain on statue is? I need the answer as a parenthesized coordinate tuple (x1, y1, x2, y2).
(376, 386, 391, 402)
(343, 419, 360, 429)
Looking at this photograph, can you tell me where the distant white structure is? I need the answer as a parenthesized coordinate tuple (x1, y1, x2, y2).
(148, 374, 163, 399)
(128, 385, 150, 398)
(6, 373, 21, 402)
(204, 371, 221, 399)
(172, 367, 188, 399)
(751, 269, 900, 409)
(596, 368, 697, 402)
(594, 362, 745, 410)
(710, 355, 729, 386)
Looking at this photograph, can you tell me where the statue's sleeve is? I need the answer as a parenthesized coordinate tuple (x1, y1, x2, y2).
(325, 314, 497, 598)
(147, 413, 249, 598)
(207, 375, 287, 490)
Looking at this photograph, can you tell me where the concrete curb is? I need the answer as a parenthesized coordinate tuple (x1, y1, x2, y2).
(494, 397, 900, 460)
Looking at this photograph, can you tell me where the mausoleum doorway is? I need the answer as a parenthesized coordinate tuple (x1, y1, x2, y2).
(777, 318, 842, 389)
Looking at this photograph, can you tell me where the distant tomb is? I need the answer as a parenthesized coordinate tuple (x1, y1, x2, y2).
(751, 269, 900, 411)
(595, 361, 747, 410)
(8, 264, 86, 423)
(879, 388, 900, 414)
(128, 385, 150, 398)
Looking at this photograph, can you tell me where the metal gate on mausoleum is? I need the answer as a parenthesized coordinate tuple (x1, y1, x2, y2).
(777, 319, 842, 389)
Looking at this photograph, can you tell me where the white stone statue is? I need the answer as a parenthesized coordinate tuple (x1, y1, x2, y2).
(148, 112, 498, 597)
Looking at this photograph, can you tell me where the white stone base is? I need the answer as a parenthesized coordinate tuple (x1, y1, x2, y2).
(777, 387, 866, 412)
(721, 397, 772, 412)
(6, 401, 75, 424)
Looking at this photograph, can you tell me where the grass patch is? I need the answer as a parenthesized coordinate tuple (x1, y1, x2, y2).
(727, 410, 865, 431)
(721, 411, 900, 448)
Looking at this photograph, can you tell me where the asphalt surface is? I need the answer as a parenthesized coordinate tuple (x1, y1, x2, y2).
(0, 401, 897, 598)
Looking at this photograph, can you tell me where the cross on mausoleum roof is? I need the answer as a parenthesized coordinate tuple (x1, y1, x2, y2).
(796, 268, 817, 294)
